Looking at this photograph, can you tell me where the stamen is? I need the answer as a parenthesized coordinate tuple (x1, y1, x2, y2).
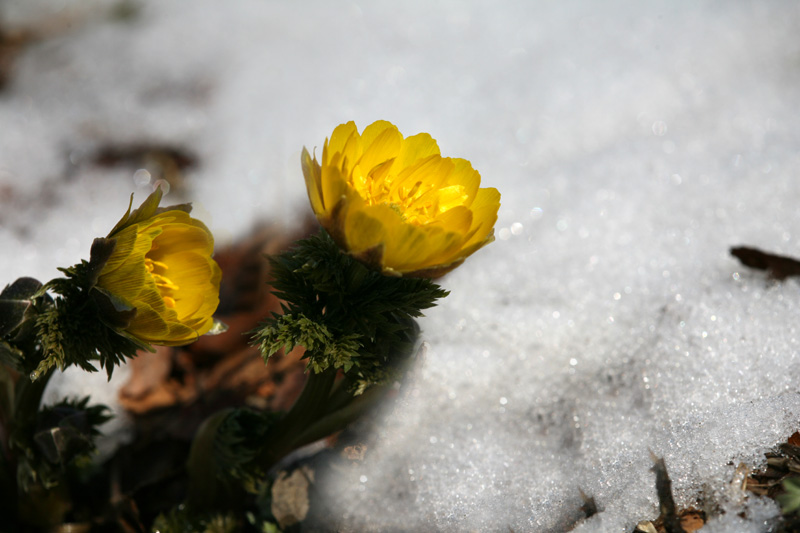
(145, 257, 180, 305)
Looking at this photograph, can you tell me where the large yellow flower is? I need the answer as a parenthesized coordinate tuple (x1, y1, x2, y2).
(302, 120, 500, 277)
(93, 189, 222, 346)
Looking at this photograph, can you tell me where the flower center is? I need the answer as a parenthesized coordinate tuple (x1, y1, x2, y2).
(145, 257, 179, 308)
(353, 173, 467, 227)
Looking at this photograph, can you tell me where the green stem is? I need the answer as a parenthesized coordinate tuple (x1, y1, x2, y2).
(321, 375, 356, 416)
(0, 435, 15, 524)
(287, 383, 388, 451)
(9, 367, 57, 526)
(186, 408, 237, 513)
(14, 368, 54, 423)
(256, 366, 337, 471)
(0, 365, 16, 511)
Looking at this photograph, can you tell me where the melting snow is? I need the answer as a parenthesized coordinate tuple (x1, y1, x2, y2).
(1, 1, 799, 531)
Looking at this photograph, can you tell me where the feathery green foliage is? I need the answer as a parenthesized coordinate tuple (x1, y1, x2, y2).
(10, 396, 111, 492)
(32, 258, 149, 379)
(152, 507, 240, 533)
(253, 230, 447, 388)
(212, 408, 278, 493)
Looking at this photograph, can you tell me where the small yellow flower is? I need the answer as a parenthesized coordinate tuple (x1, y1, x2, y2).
(94, 189, 222, 346)
(302, 120, 500, 277)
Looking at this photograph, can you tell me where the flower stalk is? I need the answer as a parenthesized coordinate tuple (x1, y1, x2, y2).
(183, 121, 499, 522)
(253, 366, 338, 471)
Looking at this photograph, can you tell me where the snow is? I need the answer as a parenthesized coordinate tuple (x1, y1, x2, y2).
(2, 0, 800, 530)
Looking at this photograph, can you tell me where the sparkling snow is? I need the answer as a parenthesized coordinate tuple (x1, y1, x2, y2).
(1, 1, 799, 531)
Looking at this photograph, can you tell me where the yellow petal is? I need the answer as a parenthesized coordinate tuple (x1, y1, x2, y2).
(320, 164, 349, 214)
(126, 303, 170, 340)
(327, 121, 359, 156)
(389, 132, 440, 176)
(302, 147, 325, 215)
(358, 126, 402, 177)
(446, 158, 481, 203)
(392, 155, 453, 202)
(433, 206, 473, 234)
(360, 120, 397, 148)
(343, 205, 391, 253)
(97, 192, 221, 345)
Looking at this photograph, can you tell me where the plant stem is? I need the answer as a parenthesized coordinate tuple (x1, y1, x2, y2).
(9, 367, 57, 526)
(321, 374, 356, 416)
(256, 366, 337, 472)
(287, 383, 387, 451)
(185, 408, 237, 513)
(14, 368, 53, 423)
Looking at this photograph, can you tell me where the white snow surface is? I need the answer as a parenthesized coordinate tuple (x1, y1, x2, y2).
(2, 1, 800, 531)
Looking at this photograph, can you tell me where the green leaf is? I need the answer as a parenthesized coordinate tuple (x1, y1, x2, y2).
(0, 277, 43, 300)
(0, 339, 24, 370)
(0, 277, 44, 340)
(10, 396, 111, 492)
(212, 408, 277, 492)
(779, 477, 800, 515)
(33, 268, 147, 378)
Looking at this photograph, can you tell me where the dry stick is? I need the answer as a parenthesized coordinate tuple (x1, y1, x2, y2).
(730, 246, 800, 280)
(650, 452, 686, 533)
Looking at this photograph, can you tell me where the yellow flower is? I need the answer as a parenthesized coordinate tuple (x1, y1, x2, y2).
(302, 120, 500, 277)
(93, 189, 222, 346)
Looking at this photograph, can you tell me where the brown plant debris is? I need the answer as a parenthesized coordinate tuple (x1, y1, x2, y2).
(747, 432, 800, 498)
(579, 488, 598, 520)
(0, 7, 102, 91)
(730, 246, 800, 280)
(745, 432, 800, 532)
(0, 26, 35, 90)
(650, 454, 686, 533)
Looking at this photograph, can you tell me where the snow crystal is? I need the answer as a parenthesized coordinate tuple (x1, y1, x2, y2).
(1, 0, 800, 531)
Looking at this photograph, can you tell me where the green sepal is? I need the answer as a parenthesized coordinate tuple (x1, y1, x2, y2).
(107, 188, 192, 238)
(85, 237, 117, 288)
(90, 286, 138, 330)
(107, 188, 162, 236)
